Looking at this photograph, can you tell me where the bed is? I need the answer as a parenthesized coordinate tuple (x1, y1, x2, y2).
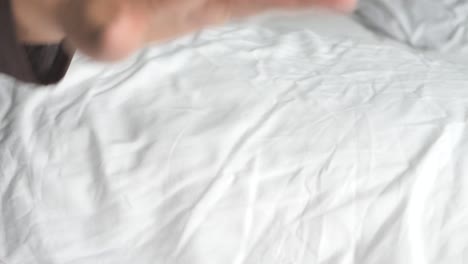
(1, 2, 468, 264)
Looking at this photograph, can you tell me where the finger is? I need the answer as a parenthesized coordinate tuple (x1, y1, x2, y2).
(227, 0, 356, 18)
(304, 0, 357, 12)
(248, 0, 356, 10)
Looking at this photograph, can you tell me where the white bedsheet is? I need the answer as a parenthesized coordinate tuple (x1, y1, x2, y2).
(356, 0, 468, 63)
(1, 10, 468, 264)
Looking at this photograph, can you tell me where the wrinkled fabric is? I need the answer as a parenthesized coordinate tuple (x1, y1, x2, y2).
(1, 10, 468, 264)
(355, 0, 468, 62)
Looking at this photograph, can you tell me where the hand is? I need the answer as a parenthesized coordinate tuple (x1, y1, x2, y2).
(58, 0, 356, 61)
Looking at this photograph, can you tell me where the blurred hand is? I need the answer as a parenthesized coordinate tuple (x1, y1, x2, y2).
(58, 0, 356, 60)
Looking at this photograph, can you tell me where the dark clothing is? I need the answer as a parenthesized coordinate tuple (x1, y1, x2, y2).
(0, 0, 72, 85)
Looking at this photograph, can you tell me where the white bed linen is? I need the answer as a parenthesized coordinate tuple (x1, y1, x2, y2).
(1, 10, 468, 264)
(355, 0, 468, 63)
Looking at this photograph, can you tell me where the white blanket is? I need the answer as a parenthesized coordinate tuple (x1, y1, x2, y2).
(1, 10, 468, 264)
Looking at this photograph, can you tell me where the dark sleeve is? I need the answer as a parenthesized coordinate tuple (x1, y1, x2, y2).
(0, 0, 72, 85)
